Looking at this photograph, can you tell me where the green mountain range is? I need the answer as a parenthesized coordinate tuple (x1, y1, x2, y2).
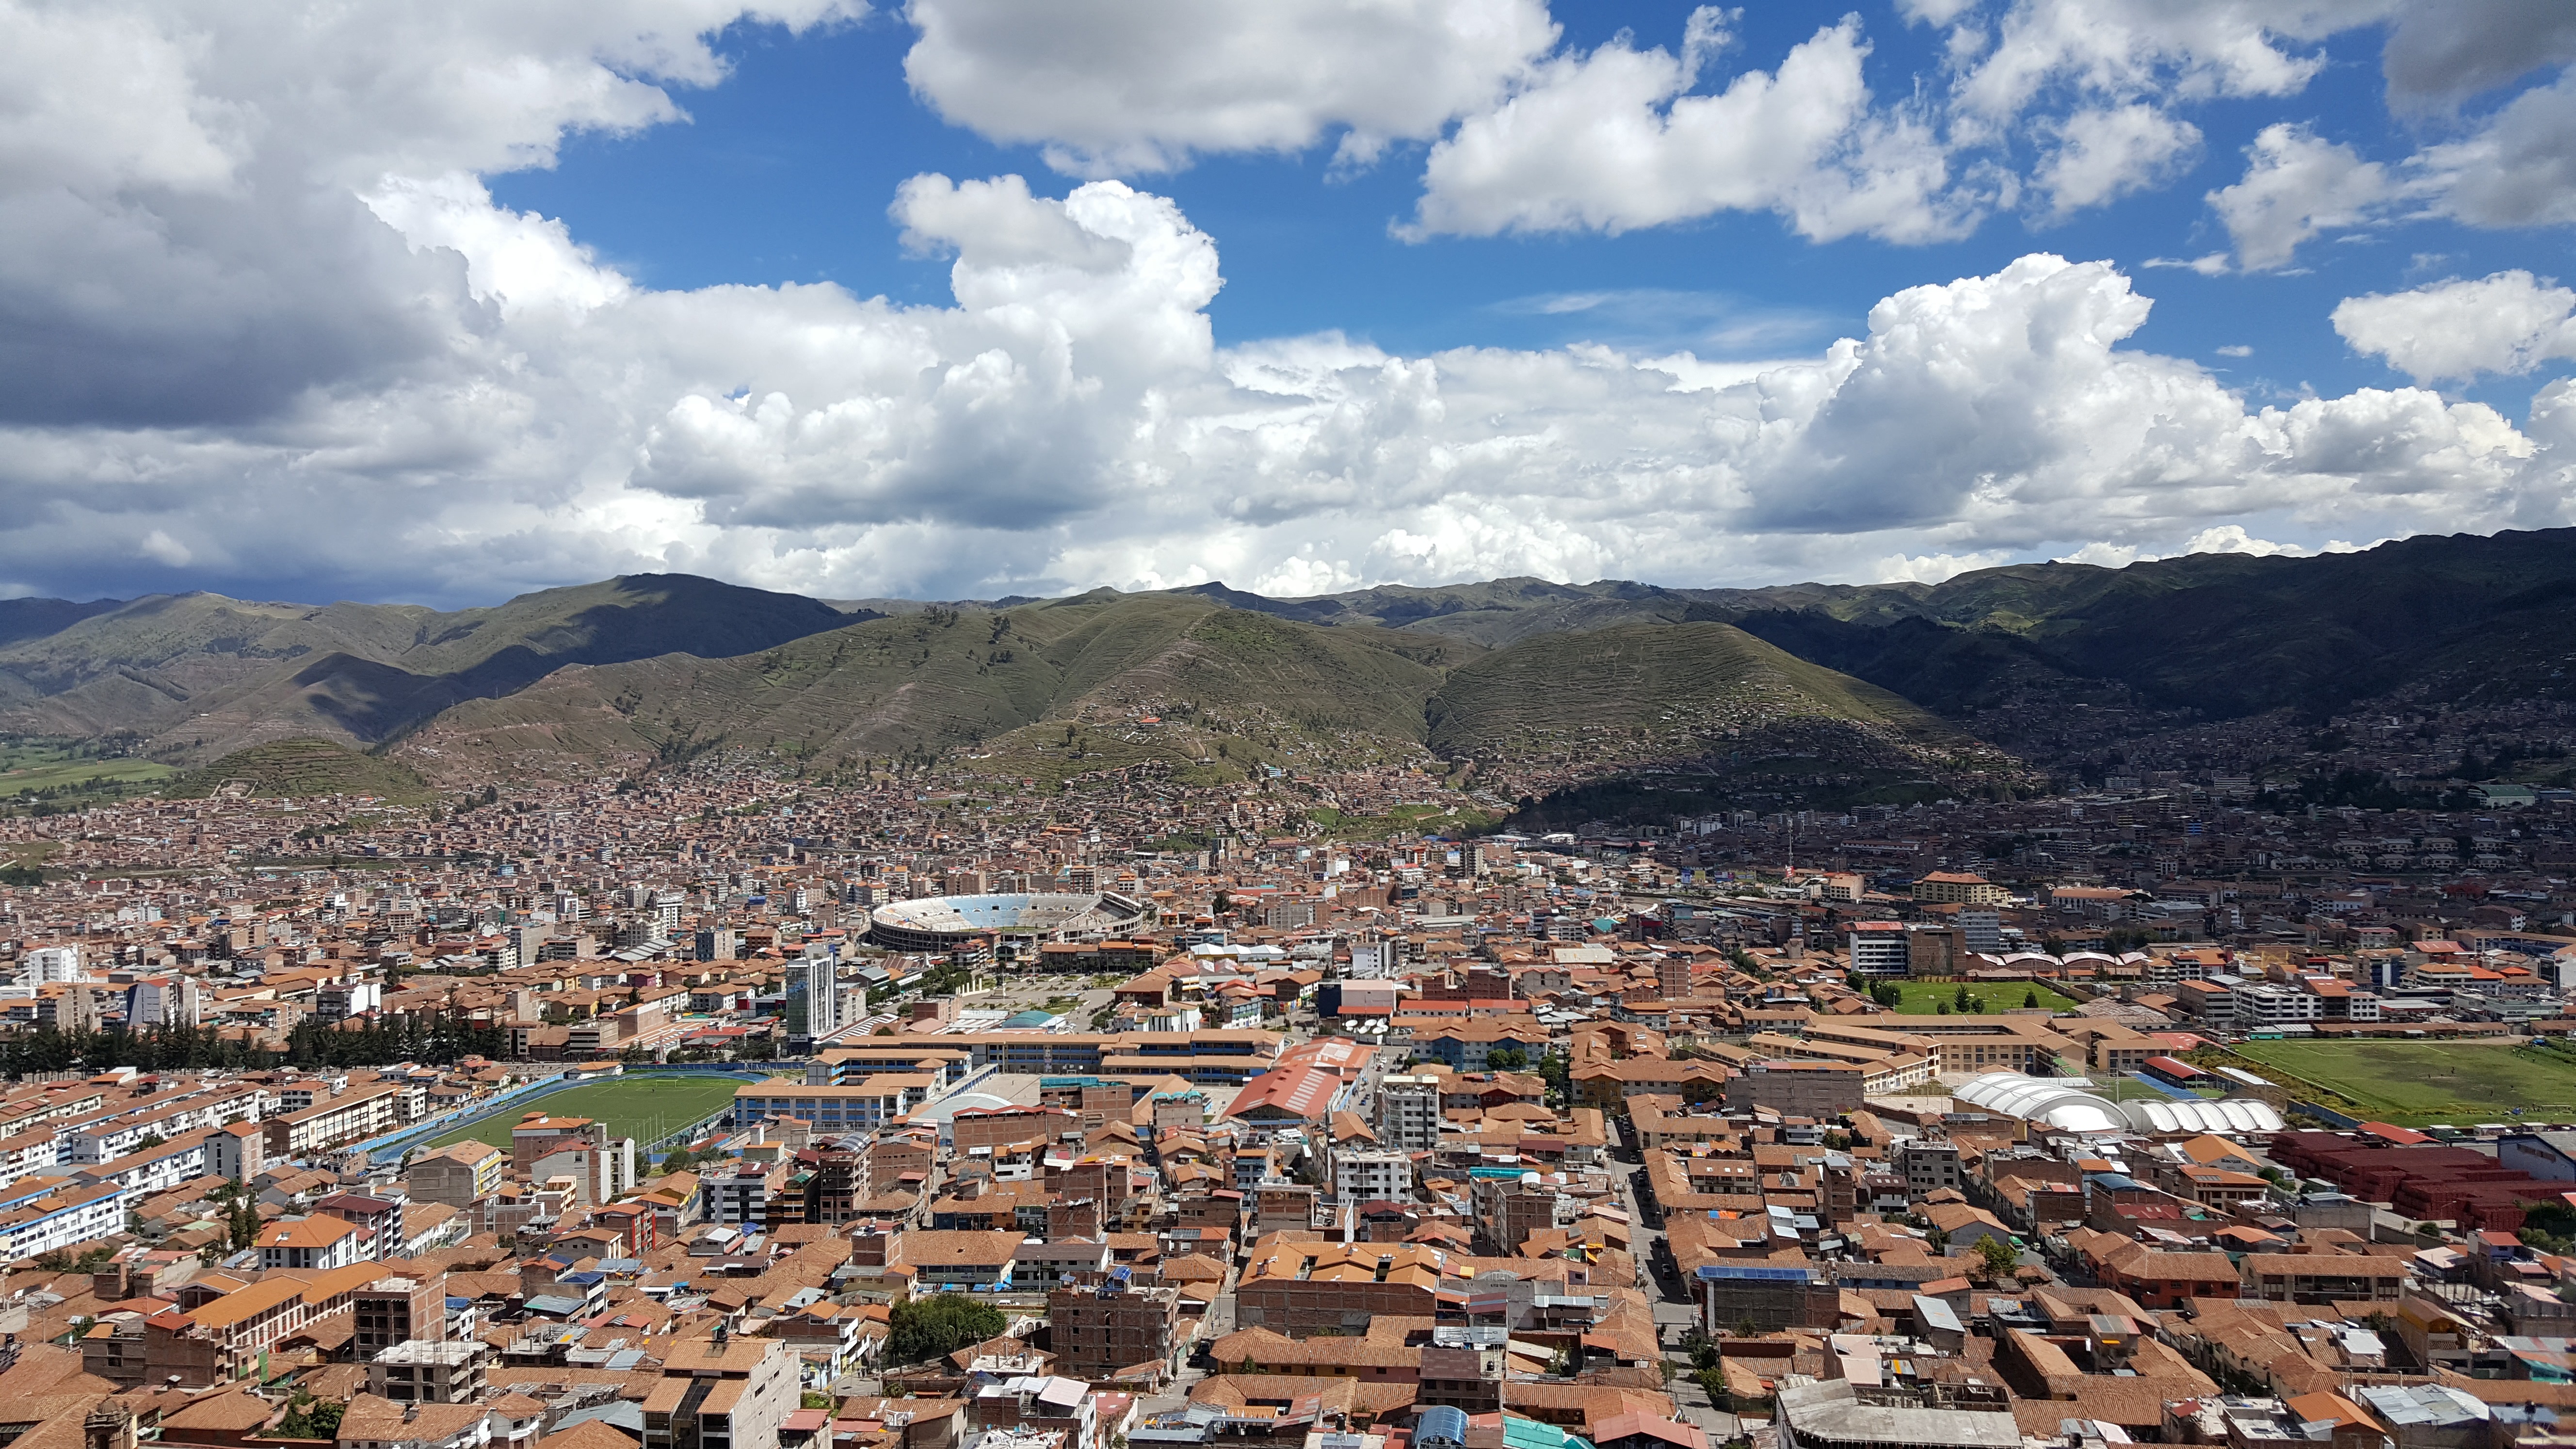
(6, 527, 2574, 805)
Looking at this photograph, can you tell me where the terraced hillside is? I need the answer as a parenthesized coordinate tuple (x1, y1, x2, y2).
(168, 738, 434, 804)
(1428, 621, 1954, 757)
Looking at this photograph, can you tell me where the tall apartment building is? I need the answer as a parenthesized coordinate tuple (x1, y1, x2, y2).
(1376, 1075, 1441, 1153)
(702, 1160, 791, 1225)
(1846, 922, 1911, 978)
(1470, 1175, 1562, 1255)
(1896, 1141, 1963, 1195)
(786, 955, 841, 1044)
(1049, 1278, 1182, 1380)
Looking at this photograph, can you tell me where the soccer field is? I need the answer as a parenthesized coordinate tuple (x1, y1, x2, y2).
(1881, 980, 2083, 1015)
(423, 1074, 745, 1153)
(2231, 1040, 2576, 1126)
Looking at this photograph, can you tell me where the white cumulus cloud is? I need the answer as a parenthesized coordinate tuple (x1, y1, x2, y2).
(0, 0, 2571, 610)
(902, 0, 1559, 174)
(2032, 103, 2201, 218)
(2334, 270, 2576, 384)
(2207, 122, 2392, 271)
(1405, 14, 1966, 243)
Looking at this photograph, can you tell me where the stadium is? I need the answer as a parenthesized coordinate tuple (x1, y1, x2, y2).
(865, 892, 1149, 956)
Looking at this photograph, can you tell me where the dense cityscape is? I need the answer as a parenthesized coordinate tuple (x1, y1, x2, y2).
(15, 6, 2576, 1449)
(0, 719, 2568, 1449)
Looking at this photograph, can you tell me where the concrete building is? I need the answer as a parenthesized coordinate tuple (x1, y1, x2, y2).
(1334, 1150, 1412, 1204)
(1376, 1075, 1441, 1153)
(641, 1336, 800, 1449)
(1847, 922, 1910, 978)
(369, 1340, 490, 1405)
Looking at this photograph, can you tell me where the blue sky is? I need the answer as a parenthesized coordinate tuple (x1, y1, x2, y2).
(7, 0, 2576, 606)
(491, 3, 2564, 416)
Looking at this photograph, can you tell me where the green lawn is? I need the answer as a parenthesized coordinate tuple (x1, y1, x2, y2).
(1880, 980, 2081, 1015)
(2232, 1040, 2576, 1126)
(424, 1073, 744, 1152)
(0, 751, 175, 797)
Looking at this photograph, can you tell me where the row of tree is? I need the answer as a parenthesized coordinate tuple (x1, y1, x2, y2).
(0, 1013, 513, 1076)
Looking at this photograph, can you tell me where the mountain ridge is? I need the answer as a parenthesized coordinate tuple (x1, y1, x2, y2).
(4, 529, 2573, 810)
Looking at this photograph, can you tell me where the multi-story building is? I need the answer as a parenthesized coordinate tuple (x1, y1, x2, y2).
(316, 1191, 406, 1260)
(1333, 1150, 1412, 1204)
(262, 1084, 406, 1158)
(1846, 922, 1910, 978)
(354, 1274, 448, 1358)
(785, 954, 841, 1045)
(1376, 1075, 1441, 1153)
(1469, 1175, 1562, 1256)
(1049, 1278, 1182, 1381)
(369, 1340, 490, 1405)
(701, 1160, 791, 1225)
(2232, 981, 2323, 1033)
(407, 1142, 506, 1208)
(730, 1081, 938, 1135)
(1234, 1240, 1449, 1333)
(1896, 1141, 1963, 1196)
(641, 1337, 799, 1449)
(0, 1176, 128, 1261)
(258, 1215, 367, 1271)
(1912, 872, 2009, 906)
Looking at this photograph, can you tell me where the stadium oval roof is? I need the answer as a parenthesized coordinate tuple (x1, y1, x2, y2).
(866, 891, 1145, 949)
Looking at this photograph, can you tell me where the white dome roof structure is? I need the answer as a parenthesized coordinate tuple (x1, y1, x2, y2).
(1953, 1073, 2125, 1133)
(2120, 1096, 2285, 1133)
(1954, 1072, 2285, 1136)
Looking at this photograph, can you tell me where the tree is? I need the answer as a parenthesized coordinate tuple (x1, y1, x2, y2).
(2022, 990, 2040, 1009)
(279, 1394, 344, 1438)
(1487, 1047, 1529, 1073)
(1953, 983, 1972, 1011)
(888, 1293, 1006, 1364)
(1973, 1236, 2020, 1282)
(1535, 1048, 1572, 1107)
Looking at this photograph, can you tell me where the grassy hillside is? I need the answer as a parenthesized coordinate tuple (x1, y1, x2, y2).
(1727, 528, 2576, 720)
(0, 575, 853, 759)
(168, 737, 434, 804)
(1427, 621, 1952, 757)
(418, 593, 1473, 782)
(414, 596, 1985, 815)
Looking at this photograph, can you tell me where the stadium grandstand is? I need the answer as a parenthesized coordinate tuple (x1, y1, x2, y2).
(866, 892, 1149, 959)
